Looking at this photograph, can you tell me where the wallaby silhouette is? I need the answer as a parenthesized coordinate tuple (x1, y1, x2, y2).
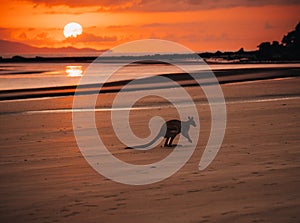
(125, 116, 196, 149)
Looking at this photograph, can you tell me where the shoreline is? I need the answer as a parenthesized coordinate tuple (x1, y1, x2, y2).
(0, 67, 299, 101)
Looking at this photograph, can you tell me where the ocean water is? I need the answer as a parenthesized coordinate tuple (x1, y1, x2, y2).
(0, 61, 299, 91)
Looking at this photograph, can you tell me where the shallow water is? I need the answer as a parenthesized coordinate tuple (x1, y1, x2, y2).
(1, 61, 299, 91)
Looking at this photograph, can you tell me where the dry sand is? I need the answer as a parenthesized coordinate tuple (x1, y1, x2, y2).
(0, 74, 299, 223)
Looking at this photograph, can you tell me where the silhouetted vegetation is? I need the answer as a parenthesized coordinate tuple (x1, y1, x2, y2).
(257, 22, 299, 60)
(200, 21, 300, 62)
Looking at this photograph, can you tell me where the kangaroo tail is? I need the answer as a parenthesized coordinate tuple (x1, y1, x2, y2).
(125, 133, 162, 149)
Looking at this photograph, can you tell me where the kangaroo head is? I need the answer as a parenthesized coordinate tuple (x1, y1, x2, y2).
(188, 116, 196, 127)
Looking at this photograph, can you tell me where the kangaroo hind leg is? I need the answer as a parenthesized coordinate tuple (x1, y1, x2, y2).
(169, 136, 176, 147)
(164, 137, 170, 147)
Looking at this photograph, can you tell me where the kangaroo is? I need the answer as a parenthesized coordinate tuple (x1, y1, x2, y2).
(126, 116, 196, 149)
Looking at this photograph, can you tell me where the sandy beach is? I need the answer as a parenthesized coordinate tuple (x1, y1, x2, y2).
(0, 68, 299, 223)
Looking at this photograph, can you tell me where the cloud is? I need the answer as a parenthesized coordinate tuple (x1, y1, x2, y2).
(64, 32, 117, 43)
(264, 21, 277, 30)
(0, 27, 61, 46)
(0, 28, 12, 40)
(141, 23, 171, 28)
(21, 32, 59, 46)
(24, 0, 139, 10)
(23, 0, 300, 11)
(106, 25, 131, 29)
(130, 0, 300, 12)
(18, 32, 28, 39)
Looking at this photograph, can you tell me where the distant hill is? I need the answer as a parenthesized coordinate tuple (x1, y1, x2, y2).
(0, 39, 104, 57)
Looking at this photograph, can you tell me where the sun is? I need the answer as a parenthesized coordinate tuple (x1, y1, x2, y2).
(63, 22, 83, 38)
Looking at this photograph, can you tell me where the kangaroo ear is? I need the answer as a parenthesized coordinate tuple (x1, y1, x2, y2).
(188, 116, 191, 119)
(191, 116, 194, 120)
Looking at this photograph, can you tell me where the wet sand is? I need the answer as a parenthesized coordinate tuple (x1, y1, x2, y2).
(0, 69, 299, 222)
(0, 67, 298, 100)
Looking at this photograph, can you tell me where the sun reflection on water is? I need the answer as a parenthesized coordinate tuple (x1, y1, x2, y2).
(65, 65, 83, 77)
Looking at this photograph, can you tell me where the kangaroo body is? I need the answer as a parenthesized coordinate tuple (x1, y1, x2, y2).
(127, 116, 196, 149)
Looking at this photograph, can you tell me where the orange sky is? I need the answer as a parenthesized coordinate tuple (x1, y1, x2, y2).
(1, 0, 300, 52)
